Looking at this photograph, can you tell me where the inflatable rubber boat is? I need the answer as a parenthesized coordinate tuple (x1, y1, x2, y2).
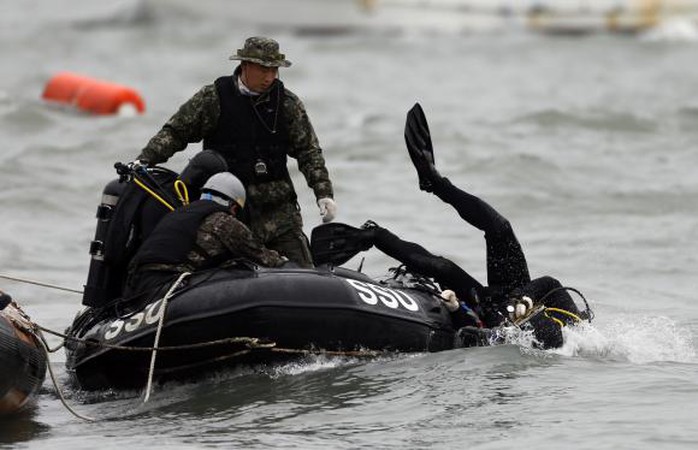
(65, 163, 589, 391)
(65, 263, 463, 390)
(65, 260, 586, 391)
(0, 299, 47, 415)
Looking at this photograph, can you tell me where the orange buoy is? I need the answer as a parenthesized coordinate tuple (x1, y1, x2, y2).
(42, 71, 145, 115)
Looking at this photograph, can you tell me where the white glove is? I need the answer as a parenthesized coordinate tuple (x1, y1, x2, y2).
(507, 296, 534, 321)
(440, 289, 460, 313)
(317, 197, 337, 223)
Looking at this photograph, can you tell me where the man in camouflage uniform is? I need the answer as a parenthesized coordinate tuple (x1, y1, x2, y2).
(125, 172, 286, 300)
(134, 37, 335, 267)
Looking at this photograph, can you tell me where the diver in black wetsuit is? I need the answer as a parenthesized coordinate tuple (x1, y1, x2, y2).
(359, 104, 583, 347)
(362, 176, 579, 329)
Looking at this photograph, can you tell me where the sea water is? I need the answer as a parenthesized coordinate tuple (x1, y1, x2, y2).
(0, 1, 697, 448)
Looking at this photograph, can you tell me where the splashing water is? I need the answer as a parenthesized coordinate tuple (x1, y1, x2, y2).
(490, 324, 540, 349)
(266, 355, 361, 378)
(554, 316, 695, 364)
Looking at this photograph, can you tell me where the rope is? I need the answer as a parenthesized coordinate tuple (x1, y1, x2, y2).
(143, 272, 189, 403)
(0, 273, 83, 295)
(40, 321, 379, 358)
(39, 325, 272, 352)
(36, 331, 95, 422)
(269, 347, 384, 358)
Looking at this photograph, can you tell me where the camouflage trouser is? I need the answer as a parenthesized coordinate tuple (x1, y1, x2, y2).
(249, 201, 313, 267)
(266, 226, 313, 268)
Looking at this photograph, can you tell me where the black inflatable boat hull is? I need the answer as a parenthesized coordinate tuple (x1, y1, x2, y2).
(65, 266, 457, 390)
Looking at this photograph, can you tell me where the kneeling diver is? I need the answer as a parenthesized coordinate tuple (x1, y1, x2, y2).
(124, 172, 287, 302)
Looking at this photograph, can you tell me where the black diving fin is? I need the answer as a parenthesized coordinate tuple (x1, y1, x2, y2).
(310, 223, 373, 267)
(404, 103, 439, 192)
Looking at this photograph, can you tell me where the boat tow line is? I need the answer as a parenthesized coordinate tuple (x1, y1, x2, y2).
(0, 273, 83, 295)
(17, 286, 384, 422)
(144, 272, 190, 403)
(2, 301, 95, 421)
(33, 324, 383, 422)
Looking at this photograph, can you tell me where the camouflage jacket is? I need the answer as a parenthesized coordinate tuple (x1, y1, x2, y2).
(134, 210, 286, 276)
(138, 78, 333, 205)
(187, 211, 286, 269)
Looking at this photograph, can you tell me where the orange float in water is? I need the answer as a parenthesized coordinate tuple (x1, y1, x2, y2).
(42, 71, 145, 115)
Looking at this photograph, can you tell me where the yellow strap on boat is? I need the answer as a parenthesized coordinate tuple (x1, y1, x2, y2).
(174, 179, 189, 205)
(134, 178, 174, 211)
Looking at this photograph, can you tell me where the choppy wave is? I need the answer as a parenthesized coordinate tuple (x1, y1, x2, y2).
(511, 108, 658, 133)
(70, 0, 156, 30)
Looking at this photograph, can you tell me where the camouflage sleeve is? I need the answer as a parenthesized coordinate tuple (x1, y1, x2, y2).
(283, 89, 334, 200)
(204, 212, 286, 268)
(138, 84, 221, 164)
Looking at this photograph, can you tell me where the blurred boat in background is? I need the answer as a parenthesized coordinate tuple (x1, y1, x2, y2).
(156, 0, 698, 37)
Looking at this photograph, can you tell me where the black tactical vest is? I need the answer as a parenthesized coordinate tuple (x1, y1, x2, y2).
(203, 75, 292, 187)
(131, 200, 230, 270)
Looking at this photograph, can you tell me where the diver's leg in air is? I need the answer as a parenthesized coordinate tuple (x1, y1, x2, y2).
(431, 177, 531, 293)
(367, 224, 483, 296)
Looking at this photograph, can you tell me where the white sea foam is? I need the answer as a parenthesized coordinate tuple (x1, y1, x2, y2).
(554, 316, 696, 364)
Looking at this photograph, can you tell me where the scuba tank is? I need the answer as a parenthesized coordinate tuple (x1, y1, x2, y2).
(82, 154, 225, 309)
(82, 165, 183, 308)
(82, 179, 125, 307)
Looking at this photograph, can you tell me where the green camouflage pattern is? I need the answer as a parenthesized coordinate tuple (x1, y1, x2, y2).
(135, 211, 285, 275)
(137, 80, 333, 265)
(189, 211, 285, 267)
(246, 201, 312, 267)
(229, 36, 292, 68)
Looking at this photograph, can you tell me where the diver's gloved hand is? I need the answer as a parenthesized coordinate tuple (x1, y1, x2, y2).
(440, 289, 460, 313)
(317, 197, 337, 223)
(506, 296, 534, 322)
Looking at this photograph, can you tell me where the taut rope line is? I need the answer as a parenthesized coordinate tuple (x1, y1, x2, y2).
(0, 273, 83, 295)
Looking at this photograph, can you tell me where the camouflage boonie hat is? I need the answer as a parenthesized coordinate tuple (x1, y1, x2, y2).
(229, 37, 292, 68)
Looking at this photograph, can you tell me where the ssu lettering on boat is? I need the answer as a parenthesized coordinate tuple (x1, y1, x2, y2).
(345, 279, 420, 312)
(104, 299, 165, 340)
